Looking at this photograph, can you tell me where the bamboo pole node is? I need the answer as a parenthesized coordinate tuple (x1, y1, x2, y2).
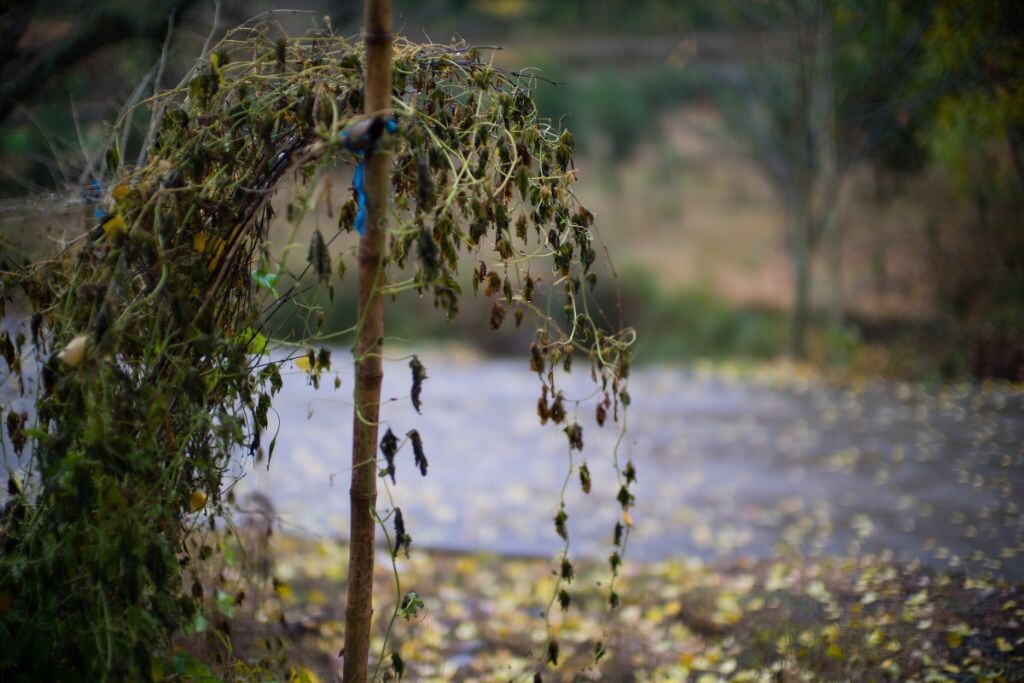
(363, 31, 393, 44)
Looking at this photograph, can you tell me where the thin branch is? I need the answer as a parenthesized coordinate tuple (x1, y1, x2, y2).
(200, 0, 222, 59)
(138, 8, 180, 168)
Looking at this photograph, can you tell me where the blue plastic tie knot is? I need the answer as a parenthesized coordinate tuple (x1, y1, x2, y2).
(344, 117, 397, 235)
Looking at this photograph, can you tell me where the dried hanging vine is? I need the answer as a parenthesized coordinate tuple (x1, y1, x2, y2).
(0, 20, 635, 680)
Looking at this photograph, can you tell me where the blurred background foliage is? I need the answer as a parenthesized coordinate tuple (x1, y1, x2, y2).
(1, 0, 1021, 380)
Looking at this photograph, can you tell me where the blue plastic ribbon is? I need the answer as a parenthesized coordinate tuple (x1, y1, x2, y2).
(347, 118, 398, 236)
(353, 158, 368, 235)
(81, 178, 104, 219)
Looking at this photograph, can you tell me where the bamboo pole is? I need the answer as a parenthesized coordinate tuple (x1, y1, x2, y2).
(343, 0, 392, 680)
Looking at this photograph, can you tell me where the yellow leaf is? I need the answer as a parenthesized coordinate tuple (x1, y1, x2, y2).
(867, 628, 885, 647)
(455, 556, 478, 575)
(295, 356, 314, 372)
(102, 213, 127, 238)
(996, 637, 1013, 653)
(881, 659, 901, 677)
(827, 643, 844, 660)
(287, 666, 320, 683)
(111, 183, 131, 202)
(193, 231, 208, 252)
(713, 593, 743, 624)
(806, 579, 831, 603)
(907, 589, 928, 606)
(210, 52, 226, 86)
(189, 491, 207, 512)
(623, 508, 634, 527)
(946, 631, 962, 648)
(275, 581, 294, 602)
(207, 238, 227, 272)
(206, 223, 243, 271)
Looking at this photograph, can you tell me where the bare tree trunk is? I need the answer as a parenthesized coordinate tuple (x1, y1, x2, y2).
(343, 0, 391, 680)
(791, 233, 811, 359)
(788, 193, 812, 360)
(823, 203, 843, 330)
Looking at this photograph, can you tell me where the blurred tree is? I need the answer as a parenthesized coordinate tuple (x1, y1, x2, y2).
(0, 0, 203, 196)
(922, 1, 1024, 192)
(0, 1, 363, 197)
(394, 0, 739, 36)
(587, 70, 648, 161)
(917, 0, 1024, 378)
(719, 0, 934, 358)
(0, 0, 201, 124)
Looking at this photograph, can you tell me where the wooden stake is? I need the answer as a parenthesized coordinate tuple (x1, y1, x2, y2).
(343, 0, 392, 680)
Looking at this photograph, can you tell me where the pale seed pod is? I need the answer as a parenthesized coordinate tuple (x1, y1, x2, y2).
(57, 335, 88, 368)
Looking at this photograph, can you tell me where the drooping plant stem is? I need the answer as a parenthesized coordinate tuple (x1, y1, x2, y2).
(343, 0, 392, 680)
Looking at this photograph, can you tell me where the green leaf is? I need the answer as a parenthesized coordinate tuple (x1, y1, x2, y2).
(244, 328, 269, 355)
(215, 589, 235, 618)
(191, 612, 208, 634)
(252, 268, 279, 295)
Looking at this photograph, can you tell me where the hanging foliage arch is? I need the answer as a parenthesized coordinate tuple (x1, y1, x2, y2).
(0, 20, 635, 679)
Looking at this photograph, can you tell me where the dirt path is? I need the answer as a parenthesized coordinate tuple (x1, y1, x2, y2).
(241, 357, 1024, 580)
